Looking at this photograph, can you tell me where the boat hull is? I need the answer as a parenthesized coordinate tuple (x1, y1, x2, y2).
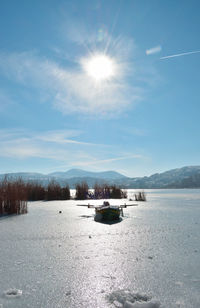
(95, 206, 120, 221)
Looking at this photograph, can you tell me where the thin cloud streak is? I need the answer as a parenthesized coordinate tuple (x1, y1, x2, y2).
(37, 133, 106, 146)
(160, 50, 200, 60)
(0, 129, 108, 160)
(74, 154, 144, 167)
(0, 129, 147, 174)
(146, 45, 162, 55)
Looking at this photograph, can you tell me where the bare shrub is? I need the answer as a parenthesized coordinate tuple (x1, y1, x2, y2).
(134, 191, 146, 201)
(0, 177, 27, 215)
(26, 182, 46, 201)
(93, 183, 127, 199)
(75, 182, 89, 200)
(60, 184, 70, 200)
(46, 180, 61, 201)
(94, 183, 110, 199)
(46, 180, 70, 201)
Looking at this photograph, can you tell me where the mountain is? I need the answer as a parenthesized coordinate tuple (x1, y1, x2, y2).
(48, 169, 126, 180)
(0, 169, 127, 187)
(0, 172, 48, 181)
(121, 166, 200, 188)
(1, 166, 200, 188)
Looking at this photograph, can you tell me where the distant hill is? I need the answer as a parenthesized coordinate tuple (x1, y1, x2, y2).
(0, 172, 49, 181)
(117, 166, 200, 189)
(1, 166, 200, 188)
(0, 169, 127, 187)
(133, 166, 200, 188)
(48, 169, 126, 180)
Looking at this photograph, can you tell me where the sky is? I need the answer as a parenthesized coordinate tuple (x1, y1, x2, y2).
(0, 0, 200, 177)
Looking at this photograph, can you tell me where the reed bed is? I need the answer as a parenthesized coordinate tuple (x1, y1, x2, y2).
(0, 177, 129, 215)
(0, 178, 27, 215)
(75, 182, 127, 200)
(134, 191, 146, 201)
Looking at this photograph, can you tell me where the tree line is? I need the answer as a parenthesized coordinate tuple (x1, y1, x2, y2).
(0, 178, 127, 215)
(75, 182, 127, 200)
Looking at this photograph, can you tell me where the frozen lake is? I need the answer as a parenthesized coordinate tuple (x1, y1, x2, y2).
(0, 189, 200, 308)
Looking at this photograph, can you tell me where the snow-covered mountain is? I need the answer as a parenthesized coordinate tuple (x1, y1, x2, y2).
(1, 166, 200, 188)
(48, 169, 126, 180)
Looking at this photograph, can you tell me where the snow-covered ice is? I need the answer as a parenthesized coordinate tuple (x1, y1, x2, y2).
(0, 189, 200, 307)
(3, 289, 22, 298)
(108, 289, 161, 307)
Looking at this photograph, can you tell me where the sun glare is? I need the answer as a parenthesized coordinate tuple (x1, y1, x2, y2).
(83, 54, 115, 82)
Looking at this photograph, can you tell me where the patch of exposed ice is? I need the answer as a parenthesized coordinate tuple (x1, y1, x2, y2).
(175, 281, 183, 286)
(191, 278, 200, 283)
(107, 290, 161, 308)
(114, 300, 123, 307)
(15, 260, 23, 265)
(3, 288, 22, 298)
(175, 300, 185, 307)
(124, 301, 161, 308)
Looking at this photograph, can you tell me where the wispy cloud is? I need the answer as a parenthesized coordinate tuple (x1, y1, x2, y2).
(0, 28, 157, 116)
(160, 50, 200, 60)
(0, 129, 104, 160)
(35, 130, 104, 146)
(0, 50, 135, 116)
(0, 129, 146, 172)
(146, 45, 162, 55)
(73, 154, 144, 167)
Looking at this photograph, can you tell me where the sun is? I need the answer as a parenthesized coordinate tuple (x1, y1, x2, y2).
(82, 54, 116, 82)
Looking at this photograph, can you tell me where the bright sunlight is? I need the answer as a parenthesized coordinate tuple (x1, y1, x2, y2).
(82, 54, 116, 82)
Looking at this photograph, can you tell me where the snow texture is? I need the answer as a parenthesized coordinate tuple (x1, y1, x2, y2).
(0, 189, 200, 307)
(108, 290, 161, 308)
(3, 289, 22, 298)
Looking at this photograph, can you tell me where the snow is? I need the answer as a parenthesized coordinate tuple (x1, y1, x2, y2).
(108, 290, 161, 307)
(0, 189, 200, 307)
(3, 289, 22, 298)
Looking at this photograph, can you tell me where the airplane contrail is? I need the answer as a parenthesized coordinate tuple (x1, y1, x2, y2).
(160, 50, 200, 60)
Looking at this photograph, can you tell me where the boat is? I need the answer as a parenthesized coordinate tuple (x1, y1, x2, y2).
(95, 201, 121, 221)
(77, 201, 137, 221)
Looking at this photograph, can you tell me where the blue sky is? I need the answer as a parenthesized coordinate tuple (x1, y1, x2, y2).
(0, 0, 200, 177)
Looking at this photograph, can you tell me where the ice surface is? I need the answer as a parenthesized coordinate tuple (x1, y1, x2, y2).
(108, 290, 161, 308)
(108, 290, 150, 304)
(0, 189, 200, 307)
(124, 301, 161, 308)
(3, 289, 22, 298)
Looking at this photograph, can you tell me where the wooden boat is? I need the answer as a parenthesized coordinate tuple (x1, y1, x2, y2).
(77, 201, 137, 221)
(95, 201, 121, 221)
